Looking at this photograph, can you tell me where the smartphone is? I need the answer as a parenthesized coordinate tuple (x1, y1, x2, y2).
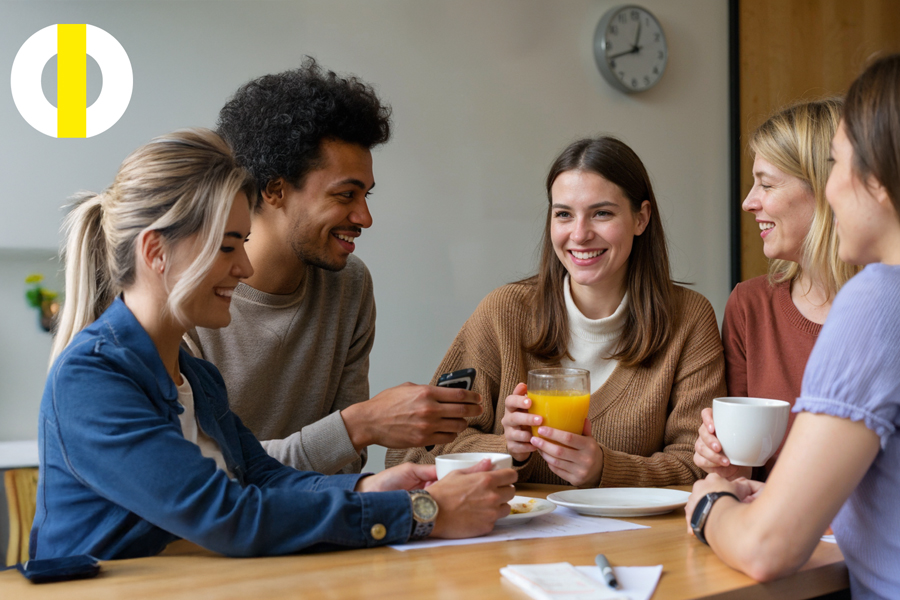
(17, 555, 100, 583)
(436, 368, 476, 391)
(427, 368, 477, 452)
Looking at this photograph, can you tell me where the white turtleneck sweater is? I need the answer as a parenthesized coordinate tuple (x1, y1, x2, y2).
(560, 276, 628, 394)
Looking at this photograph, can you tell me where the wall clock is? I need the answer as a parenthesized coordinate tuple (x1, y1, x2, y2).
(593, 5, 668, 93)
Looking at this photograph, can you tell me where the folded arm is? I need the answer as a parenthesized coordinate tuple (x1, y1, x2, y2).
(693, 412, 879, 581)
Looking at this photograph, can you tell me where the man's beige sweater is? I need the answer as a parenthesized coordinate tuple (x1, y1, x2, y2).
(185, 255, 375, 475)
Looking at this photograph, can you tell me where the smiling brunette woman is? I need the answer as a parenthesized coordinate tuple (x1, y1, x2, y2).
(32, 129, 515, 561)
(389, 137, 725, 487)
(684, 54, 900, 599)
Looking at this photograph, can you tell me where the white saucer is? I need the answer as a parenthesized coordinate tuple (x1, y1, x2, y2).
(547, 488, 690, 517)
(497, 496, 557, 523)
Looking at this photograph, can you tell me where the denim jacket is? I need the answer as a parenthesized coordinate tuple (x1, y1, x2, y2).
(31, 298, 412, 559)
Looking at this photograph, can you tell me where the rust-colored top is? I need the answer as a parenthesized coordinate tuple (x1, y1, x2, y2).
(721, 275, 821, 479)
(387, 282, 726, 487)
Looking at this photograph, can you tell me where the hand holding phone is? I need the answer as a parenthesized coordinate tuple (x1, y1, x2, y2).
(426, 368, 477, 451)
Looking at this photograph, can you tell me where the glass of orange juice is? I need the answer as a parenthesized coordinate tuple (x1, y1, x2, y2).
(527, 368, 591, 438)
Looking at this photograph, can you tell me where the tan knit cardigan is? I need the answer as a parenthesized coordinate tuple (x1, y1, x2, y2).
(386, 282, 726, 487)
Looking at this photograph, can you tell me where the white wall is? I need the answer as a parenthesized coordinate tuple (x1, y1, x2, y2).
(0, 1, 730, 471)
(0, 251, 62, 440)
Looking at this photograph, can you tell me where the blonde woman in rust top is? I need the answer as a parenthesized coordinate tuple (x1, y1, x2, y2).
(388, 137, 725, 488)
(694, 100, 859, 481)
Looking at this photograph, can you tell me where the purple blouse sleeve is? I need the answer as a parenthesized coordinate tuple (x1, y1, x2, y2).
(795, 265, 900, 449)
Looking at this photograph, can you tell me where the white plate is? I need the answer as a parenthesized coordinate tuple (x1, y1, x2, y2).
(546, 488, 691, 517)
(497, 496, 557, 523)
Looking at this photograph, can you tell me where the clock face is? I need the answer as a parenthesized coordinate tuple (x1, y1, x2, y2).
(594, 5, 668, 93)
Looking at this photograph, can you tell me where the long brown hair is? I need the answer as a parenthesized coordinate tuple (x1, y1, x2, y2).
(524, 137, 676, 368)
(843, 54, 900, 216)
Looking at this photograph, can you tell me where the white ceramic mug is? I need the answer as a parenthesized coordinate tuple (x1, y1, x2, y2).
(712, 397, 790, 467)
(434, 452, 513, 480)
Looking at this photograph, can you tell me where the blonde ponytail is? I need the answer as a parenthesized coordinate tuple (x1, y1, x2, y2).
(50, 193, 117, 364)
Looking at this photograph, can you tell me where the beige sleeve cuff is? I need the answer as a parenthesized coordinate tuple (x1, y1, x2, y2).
(261, 411, 361, 475)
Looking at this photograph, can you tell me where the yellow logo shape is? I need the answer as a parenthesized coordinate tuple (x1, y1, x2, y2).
(11, 24, 133, 138)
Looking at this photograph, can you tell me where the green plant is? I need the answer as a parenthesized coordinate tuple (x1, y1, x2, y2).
(25, 273, 59, 309)
(26, 273, 61, 332)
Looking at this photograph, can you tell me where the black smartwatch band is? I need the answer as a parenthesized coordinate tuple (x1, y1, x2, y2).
(693, 491, 739, 545)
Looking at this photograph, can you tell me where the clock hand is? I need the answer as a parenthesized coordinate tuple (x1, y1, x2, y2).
(608, 46, 638, 60)
(633, 19, 642, 48)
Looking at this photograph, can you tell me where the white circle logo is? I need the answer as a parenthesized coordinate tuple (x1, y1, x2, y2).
(10, 24, 133, 138)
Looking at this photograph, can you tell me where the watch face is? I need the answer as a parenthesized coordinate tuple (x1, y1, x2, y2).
(412, 494, 438, 521)
(690, 494, 711, 531)
(594, 6, 668, 93)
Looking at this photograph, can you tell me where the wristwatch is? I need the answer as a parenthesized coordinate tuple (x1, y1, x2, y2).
(690, 491, 739, 545)
(408, 489, 439, 541)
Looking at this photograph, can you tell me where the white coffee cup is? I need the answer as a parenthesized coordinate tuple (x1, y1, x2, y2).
(712, 397, 791, 467)
(434, 452, 513, 480)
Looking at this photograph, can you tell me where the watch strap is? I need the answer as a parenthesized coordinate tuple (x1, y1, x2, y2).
(693, 491, 739, 545)
(408, 489, 437, 541)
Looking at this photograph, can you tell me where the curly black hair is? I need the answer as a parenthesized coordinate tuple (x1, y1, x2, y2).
(217, 57, 392, 210)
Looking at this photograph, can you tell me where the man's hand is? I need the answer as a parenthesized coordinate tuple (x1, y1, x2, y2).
(342, 383, 483, 451)
(354, 463, 437, 493)
(426, 459, 517, 539)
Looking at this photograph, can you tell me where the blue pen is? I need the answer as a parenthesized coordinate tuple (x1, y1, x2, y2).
(595, 554, 619, 589)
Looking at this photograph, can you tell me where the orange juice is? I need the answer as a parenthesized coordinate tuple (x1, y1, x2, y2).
(527, 390, 591, 437)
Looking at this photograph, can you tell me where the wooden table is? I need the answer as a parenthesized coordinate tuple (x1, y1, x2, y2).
(0, 484, 848, 599)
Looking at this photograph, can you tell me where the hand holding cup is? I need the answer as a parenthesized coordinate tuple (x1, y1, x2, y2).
(693, 407, 753, 480)
(428, 458, 517, 539)
(518, 368, 601, 486)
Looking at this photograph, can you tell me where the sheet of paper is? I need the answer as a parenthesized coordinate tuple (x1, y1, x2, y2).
(499, 563, 663, 600)
(821, 534, 837, 544)
(501, 563, 626, 600)
(577, 565, 664, 600)
(389, 506, 648, 551)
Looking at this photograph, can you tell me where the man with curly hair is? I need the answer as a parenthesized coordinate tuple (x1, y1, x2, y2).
(184, 59, 482, 474)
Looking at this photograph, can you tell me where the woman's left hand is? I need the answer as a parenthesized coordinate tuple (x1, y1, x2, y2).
(355, 463, 437, 493)
(530, 419, 603, 487)
(683, 473, 764, 534)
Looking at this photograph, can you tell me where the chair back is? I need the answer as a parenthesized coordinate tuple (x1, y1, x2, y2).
(5, 467, 39, 566)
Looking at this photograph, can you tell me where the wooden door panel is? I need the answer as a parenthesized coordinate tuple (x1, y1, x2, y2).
(738, 0, 900, 281)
